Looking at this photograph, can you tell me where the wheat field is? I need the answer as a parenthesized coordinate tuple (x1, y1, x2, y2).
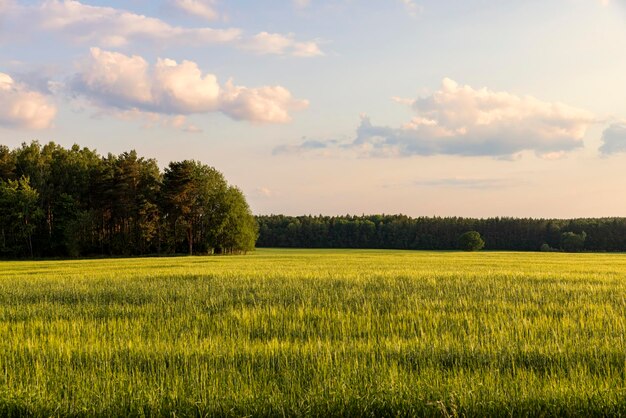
(1, 249, 625, 416)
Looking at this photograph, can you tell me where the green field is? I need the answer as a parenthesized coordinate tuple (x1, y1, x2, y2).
(1, 249, 626, 417)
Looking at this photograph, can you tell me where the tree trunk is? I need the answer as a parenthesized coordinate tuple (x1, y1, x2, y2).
(187, 225, 193, 255)
(47, 203, 53, 239)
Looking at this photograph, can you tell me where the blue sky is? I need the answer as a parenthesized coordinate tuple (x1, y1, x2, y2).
(1, 0, 626, 217)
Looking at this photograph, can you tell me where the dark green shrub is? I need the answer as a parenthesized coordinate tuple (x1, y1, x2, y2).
(458, 231, 485, 251)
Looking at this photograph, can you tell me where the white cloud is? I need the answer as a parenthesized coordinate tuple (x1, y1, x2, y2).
(153, 58, 221, 113)
(280, 79, 596, 159)
(353, 78, 596, 158)
(94, 109, 200, 132)
(243, 32, 323, 57)
(399, 0, 422, 17)
(171, 0, 219, 21)
(0, 72, 57, 130)
(254, 186, 280, 197)
(71, 48, 308, 124)
(155, 114, 203, 133)
(599, 123, 626, 155)
(273, 139, 338, 155)
(220, 80, 309, 123)
(2, 1, 323, 56)
(412, 177, 526, 189)
(72, 48, 153, 109)
(6, 0, 239, 48)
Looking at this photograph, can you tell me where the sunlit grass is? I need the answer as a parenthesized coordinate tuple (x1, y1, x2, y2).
(1, 249, 625, 416)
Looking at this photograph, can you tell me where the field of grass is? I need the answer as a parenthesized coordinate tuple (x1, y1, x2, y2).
(1, 249, 626, 416)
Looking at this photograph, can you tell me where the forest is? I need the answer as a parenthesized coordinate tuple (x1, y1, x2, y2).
(3, 141, 626, 258)
(256, 214, 626, 252)
(0, 141, 258, 258)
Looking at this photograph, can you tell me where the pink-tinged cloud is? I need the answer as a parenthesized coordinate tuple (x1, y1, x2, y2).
(0, 72, 56, 130)
(2, 1, 323, 56)
(220, 80, 309, 123)
(399, 0, 422, 17)
(19, 0, 240, 48)
(171, 0, 219, 21)
(279, 78, 597, 159)
(243, 32, 324, 57)
(71, 48, 308, 124)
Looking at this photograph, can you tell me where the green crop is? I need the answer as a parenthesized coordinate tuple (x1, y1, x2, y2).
(0, 249, 625, 416)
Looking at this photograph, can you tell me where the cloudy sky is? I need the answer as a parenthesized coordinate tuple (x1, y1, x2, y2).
(1, 0, 626, 217)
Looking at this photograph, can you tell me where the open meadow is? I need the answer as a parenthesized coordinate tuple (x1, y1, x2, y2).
(1, 249, 626, 416)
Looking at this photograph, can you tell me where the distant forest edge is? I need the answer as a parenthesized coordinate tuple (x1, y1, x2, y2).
(256, 215, 624, 253)
(0, 141, 257, 258)
(2, 141, 625, 259)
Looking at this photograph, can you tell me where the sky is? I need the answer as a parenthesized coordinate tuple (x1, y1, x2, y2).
(1, 0, 626, 218)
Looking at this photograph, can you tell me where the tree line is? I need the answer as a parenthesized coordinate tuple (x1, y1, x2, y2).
(256, 214, 626, 252)
(0, 141, 258, 258)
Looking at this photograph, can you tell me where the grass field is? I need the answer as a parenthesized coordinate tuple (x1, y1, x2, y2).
(1, 249, 625, 417)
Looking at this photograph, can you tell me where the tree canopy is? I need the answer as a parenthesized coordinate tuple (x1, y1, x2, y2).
(458, 231, 485, 251)
(256, 215, 626, 253)
(0, 141, 258, 258)
(560, 231, 586, 253)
